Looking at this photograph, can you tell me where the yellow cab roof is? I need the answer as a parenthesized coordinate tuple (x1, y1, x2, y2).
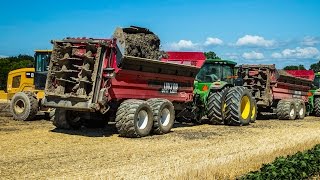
(9, 68, 35, 75)
(34, 49, 52, 53)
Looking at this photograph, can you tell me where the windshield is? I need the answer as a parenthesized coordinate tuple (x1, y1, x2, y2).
(196, 63, 234, 83)
(313, 76, 320, 89)
(35, 53, 51, 72)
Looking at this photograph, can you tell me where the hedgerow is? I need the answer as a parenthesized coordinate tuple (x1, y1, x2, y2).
(238, 144, 320, 180)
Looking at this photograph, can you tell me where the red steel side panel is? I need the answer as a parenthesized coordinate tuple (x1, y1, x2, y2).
(108, 69, 194, 102)
(272, 87, 309, 102)
(285, 70, 315, 81)
(101, 49, 196, 103)
(161, 51, 206, 68)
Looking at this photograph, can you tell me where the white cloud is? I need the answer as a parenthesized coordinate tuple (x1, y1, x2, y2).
(242, 51, 264, 60)
(169, 40, 199, 50)
(224, 52, 239, 60)
(204, 37, 223, 46)
(236, 35, 275, 47)
(273, 47, 319, 59)
(302, 36, 320, 46)
(167, 37, 224, 51)
(271, 52, 282, 58)
(0, 55, 8, 59)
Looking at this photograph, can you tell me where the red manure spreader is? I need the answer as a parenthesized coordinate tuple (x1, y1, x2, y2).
(161, 51, 206, 67)
(43, 26, 204, 138)
(238, 64, 313, 120)
(285, 70, 320, 116)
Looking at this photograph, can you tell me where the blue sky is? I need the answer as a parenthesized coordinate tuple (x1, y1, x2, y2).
(0, 0, 319, 68)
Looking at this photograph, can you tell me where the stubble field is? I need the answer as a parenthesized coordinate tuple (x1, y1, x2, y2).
(0, 106, 320, 179)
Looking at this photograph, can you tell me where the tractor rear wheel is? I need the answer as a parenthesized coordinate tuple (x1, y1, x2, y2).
(207, 88, 229, 124)
(10, 92, 38, 121)
(295, 99, 306, 119)
(147, 98, 175, 134)
(276, 99, 296, 120)
(250, 97, 258, 123)
(225, 86, 252, 126)
(52, 108, 82, 129)
(115, 100, 153, 138)
(314, 97, 320, 117)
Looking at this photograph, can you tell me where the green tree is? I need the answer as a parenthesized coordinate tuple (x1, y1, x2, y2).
(283, 65, 306, 70)
(0, 54, 34, 90)
(204, 51, 221, 59)
(310, 61, 320, 72)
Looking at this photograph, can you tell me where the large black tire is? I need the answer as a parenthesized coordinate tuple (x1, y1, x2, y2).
(147, 98, 175, 134)
(44, 108, 56, 121)
(83, 112, 108, 128)
(53, 108, 69, 129)
(115, 100, 153, 138)
(207, 88, 229, 124)
(276, 99, 296, 120)
(115, 99, 143, 125)
(314, 97, 320, 117)
(225, 86, 252, 126)
(10, 92, 38, 121)
(250, 97, 258, 123)
(294, 99, 306, 119)
(52, 108, 82, 129)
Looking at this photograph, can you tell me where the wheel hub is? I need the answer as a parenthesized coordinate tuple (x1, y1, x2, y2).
(290, 107, 295, 117)
(160, 108, 170, 126)
(14, 100, 25, 114)
(299, 106, 304, 116)
(137, 110, 148, 130)
(241, 96, 251, 119)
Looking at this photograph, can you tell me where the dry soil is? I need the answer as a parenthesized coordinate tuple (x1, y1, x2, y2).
(0, 115, 319, 180)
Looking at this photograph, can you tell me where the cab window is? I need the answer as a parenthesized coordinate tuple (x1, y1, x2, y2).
(313, 76, 320, 89)
(12, 75, 21, 88)
(35, 53, 50, 72)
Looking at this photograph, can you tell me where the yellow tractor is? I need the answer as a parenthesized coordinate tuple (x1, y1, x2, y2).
(2, 50, 53, 120)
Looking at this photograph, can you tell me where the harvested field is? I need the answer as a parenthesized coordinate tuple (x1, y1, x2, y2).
(0, 115, 319, 179)
(0, 102, 10, 117)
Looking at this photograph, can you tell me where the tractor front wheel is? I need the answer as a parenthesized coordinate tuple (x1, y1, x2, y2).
(10, 92, 38, 121)
(314, 97, 320, 117)
(207, 88, 229, 125)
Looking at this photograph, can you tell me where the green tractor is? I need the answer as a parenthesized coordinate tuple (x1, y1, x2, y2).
(309, 72, 320, 116)
(178, 59, 257, 126)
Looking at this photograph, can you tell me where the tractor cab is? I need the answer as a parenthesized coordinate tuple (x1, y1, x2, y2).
(312, 72, 320, 89)
(185, 59, 238, 123)
(194, 59, 237, 94)
(34, 50, 52, 90)
(6, 68, 36, 99)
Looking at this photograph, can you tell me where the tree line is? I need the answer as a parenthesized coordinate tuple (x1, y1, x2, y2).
(0, 55, 34, 90)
